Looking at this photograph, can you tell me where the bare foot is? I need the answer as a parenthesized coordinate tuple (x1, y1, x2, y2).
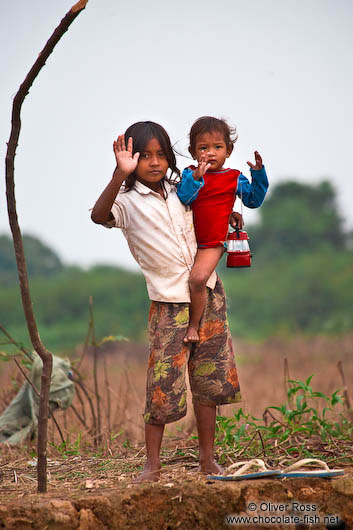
(133, 463, 161, 483)
(198, 459, 224, 475)
(183, 325, 199, 343)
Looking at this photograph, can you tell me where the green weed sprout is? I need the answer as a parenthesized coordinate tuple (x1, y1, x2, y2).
(214, 375, 352, 464)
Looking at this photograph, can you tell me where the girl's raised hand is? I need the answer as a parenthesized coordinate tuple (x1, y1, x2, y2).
(247, 151, 263, 171)
(193, 154, 211, 181)
(113, 135, 140, 176)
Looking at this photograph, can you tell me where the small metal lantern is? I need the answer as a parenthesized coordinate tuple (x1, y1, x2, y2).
(226, 228, 251, 268)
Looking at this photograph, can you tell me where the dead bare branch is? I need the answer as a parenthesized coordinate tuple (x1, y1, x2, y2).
(337, 360, 353, 421)
(89, 296, 102, 446)
(4, 0, 88, 492)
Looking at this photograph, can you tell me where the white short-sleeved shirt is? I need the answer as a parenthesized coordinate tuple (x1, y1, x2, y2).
(105, 180, 217, 303)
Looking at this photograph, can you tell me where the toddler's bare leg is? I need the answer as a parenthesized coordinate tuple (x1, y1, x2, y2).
(133, 423, 164, 482)
(184, 246, 224, 343)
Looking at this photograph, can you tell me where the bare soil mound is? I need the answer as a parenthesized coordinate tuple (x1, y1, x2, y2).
(1, 462, 352, 529)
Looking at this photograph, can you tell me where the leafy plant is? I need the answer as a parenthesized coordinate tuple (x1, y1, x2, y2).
(214, 375, 353, 463)
(49, 434, 82, 457)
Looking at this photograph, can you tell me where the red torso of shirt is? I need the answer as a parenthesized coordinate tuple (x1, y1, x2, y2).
(190, 166, 240, 248)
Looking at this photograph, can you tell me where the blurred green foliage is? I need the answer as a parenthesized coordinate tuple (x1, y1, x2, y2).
(0, 264, 149, 353)
(218, 179, 353, 338)
(249, 180, 347, 257)
(1, 180, 352, 352)
(0, 234, 63, 285)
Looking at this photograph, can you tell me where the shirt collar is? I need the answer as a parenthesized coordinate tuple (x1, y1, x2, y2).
(133, 180, 152, 194)
(134, 179, 171, 195)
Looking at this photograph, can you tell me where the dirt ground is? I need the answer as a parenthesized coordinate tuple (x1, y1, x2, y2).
(0, 451, 352, 529)
(0, 335, 352, 528)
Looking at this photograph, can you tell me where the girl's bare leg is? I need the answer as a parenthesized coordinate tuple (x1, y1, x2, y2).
(134, 423, 165, 482)
(184, 247, 224, 343)
(193, 402, 223, 474)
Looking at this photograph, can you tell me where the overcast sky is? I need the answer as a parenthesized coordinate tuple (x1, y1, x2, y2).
(1, 0, 352, 270)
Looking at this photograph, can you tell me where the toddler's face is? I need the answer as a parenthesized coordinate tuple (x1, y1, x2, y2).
(135, 137, 169, 191)
(192, 131, 231, 171)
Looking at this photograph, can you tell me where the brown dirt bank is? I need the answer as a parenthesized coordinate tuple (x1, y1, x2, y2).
(1, 472, 352, 529)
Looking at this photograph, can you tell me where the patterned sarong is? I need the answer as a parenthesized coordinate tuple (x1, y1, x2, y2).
(144, 277, 241, 424)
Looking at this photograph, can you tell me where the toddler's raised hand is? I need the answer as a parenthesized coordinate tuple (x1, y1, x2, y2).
(113, 135, 140, 176)
(193, 154, 211, 180)
(247, 151, 263, 171)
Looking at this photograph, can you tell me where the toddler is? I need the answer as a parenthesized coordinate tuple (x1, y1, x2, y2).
(177, 116, 269, 343)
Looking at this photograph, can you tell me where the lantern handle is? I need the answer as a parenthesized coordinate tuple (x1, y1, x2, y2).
(230, 179, 244, 233)
(240, 180, 244, 220)
(232, 181, 244, 234)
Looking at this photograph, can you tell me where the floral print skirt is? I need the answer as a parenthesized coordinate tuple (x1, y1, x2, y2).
(144, 277, 241, 425)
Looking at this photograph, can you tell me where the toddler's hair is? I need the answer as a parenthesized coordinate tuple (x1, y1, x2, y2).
(189, 116, 238, 155)
(123, 121, 180, 191)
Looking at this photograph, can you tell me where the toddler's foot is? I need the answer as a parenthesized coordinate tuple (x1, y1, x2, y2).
(133, 463, 160, 483)
(183, 325, 199, 343)
(198, 459, 224, 475)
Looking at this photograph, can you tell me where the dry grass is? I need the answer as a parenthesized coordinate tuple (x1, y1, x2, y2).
(234, 333, 353, 418)
(0, 333, 352, 452)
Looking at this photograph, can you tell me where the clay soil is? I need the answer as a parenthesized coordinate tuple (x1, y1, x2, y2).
(0, 452, 353, 530)
(0, 334, 353, 528)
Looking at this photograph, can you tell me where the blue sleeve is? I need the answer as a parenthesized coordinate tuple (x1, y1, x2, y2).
(177, 168, 205, 205)
(236, 166, 269, 208)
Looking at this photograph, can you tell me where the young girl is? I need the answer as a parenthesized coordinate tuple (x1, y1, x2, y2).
(91, 121, 241, 482)
(177, 116, 269, 343)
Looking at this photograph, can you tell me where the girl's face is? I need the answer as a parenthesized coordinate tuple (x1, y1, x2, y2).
(192, 131, 232, 172)
(135, 137, 169, 191)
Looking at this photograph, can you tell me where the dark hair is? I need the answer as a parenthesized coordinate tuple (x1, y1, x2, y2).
(189, 116, 238, 156)
(122, 121, 180, 192)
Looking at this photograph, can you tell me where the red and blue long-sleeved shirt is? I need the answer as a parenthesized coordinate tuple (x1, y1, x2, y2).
(177, 166, 268, 248)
